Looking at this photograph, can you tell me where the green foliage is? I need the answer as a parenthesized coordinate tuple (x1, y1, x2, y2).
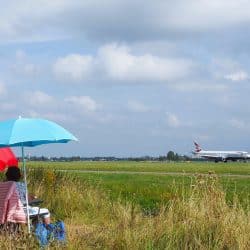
(166, 150, 179, 161)
(28, 170, 248, 249)
(27, 160, 250, 175)
(76, 172, 193, 214)
(0, 162, 249, 249)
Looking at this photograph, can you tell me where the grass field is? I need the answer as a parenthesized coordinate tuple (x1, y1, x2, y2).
(0, 161, 249, 249)
(26, 161, 250, 212)
(27, 160, 250, 175)
(27, 160, 250, 211)
(76, 172, 249, 210)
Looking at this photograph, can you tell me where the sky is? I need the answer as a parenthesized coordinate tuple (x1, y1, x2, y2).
(1, 0, 250, 157)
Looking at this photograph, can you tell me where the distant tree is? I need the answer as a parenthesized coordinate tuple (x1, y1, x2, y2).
(167, 151, 178, 161)
(175, 153, 179, 161)
(159, 155, 167, 161)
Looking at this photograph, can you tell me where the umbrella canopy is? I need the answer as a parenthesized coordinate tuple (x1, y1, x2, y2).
(0, 118, 77, 147)
(0, 117, 77, 233)
(0, 147, 18, 171)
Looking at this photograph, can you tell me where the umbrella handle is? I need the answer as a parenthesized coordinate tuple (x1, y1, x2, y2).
(22, 146, 31, 234)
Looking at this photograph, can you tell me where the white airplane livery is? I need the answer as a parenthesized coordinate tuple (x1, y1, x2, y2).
(192, 142, 250, 162)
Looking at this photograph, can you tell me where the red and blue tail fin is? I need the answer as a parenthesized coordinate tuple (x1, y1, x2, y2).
(194, 141, 202, 152)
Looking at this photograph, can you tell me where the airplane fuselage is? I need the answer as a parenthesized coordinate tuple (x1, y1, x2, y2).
(192, 142, 250, 162)
(195, 150, 248, 161)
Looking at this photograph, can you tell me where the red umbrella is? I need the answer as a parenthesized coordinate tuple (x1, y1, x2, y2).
(0, 147, 18, 171)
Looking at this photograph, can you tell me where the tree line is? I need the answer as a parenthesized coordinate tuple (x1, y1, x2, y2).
(26, 151, 190, 162)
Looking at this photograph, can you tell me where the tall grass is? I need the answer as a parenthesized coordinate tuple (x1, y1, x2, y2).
(1, 169, 249, 249)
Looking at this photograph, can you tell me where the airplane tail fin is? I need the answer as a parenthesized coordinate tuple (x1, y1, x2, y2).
(194, 141, 202, 152)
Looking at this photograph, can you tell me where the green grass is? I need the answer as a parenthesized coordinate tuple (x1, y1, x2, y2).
(3, 161, 250, 212)
(25, 161, 250, 212)
(26, 160, 250, 175)
(77, 172, 193, 214)
(0, 164, 249, 249)
(18, 169, 250, 248)
(75, 172, 250, 212)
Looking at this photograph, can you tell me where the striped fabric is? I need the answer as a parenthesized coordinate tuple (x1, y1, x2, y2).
(0, 181, 26, 224)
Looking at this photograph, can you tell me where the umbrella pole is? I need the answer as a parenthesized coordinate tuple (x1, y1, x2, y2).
(22, 146, 31, 234)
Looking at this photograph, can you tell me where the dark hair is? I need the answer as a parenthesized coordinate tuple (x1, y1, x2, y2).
(5, 166, 21, 182)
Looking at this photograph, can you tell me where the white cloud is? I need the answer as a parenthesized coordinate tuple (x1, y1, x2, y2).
(65, 96, 98, 113)
(12, 63, 39, 76)
(172, 82, 227, 92)
(127, 100, 150, 113)
(98, 43, 193, 81)
(11, 50, 40, 76)
(224, 71, 248, 81)
(166, 113, 180, 128)
(53, 43, 193, 83)
(211, 58, 249, 83)
(229, 118, 247, 129)
(53, 54, 93, 82)
(24, 63, 39, 75)
(2, 1, 250, 42)
(0, 0, 73, 43)
(24, 91, 55, 107)
(159, 0, 250, 32)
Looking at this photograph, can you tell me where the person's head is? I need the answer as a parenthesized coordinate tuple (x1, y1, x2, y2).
(5, 166, 21, 182)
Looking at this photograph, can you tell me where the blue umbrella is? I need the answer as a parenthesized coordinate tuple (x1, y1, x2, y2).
(0, 117, 78, 232)
(0, 118, 77, 147)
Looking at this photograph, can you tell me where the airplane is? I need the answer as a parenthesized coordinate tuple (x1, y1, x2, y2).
(192, 141, 250, 162)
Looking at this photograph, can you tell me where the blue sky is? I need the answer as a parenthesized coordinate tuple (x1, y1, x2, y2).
(1, 0, 250, 157)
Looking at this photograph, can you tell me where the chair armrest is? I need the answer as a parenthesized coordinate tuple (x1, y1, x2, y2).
(28, 198, 44, 206)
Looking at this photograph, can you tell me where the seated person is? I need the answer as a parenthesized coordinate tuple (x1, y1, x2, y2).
(5, 166, 51, 225)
